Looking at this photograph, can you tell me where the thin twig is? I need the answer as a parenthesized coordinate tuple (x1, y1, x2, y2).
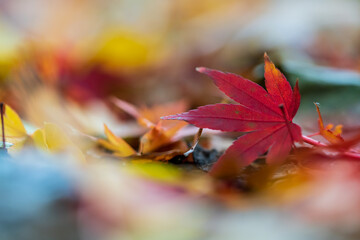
(184, 128, 203, 157)
(0, 103, 5, 150)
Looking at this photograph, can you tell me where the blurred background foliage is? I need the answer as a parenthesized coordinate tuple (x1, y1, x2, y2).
(1, 0, 360, 239)
(0, 0, 359, 114)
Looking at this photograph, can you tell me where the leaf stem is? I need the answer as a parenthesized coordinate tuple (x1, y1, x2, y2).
(342, 151, 360, 160)
(278, 104, 295, 146)
(301, 135, 360, 160)
(302, 135, 326, 147)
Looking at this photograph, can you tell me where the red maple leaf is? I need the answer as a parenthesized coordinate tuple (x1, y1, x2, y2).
(162, 53, 302, 177)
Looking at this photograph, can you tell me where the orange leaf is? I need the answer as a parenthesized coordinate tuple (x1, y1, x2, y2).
(111, 98, 188, 154)
(315, 103, 344, 144)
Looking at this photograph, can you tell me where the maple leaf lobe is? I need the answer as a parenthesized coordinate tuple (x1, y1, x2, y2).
(196, 67, 283, 117)
(264, 53, 294, 119)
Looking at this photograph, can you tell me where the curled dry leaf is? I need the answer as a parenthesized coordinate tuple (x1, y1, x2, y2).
(139, 120, 187, 154)
(98, 125, 203, 162)
(314, 103, 344, 144)
(112, 98, 188, 153)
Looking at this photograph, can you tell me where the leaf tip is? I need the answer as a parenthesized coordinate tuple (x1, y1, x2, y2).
(161, 113, 188, 121)
(160, 114, 176, 120)
(263, 52, 273, 65)
(196, 67, 208, 73)
(294, 78, 299, 89)
(264, 52, 270, 60)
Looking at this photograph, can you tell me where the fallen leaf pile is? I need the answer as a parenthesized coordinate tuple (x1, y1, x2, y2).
(2, 51, 360, 240)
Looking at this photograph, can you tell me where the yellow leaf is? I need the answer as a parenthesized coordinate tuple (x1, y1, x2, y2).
(31, 123, 85, 162)
(99, 124, 136, 157)
(0, 104, 28, 148)
(43, 123, 74, 151)
(31, 129, 48, 150)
